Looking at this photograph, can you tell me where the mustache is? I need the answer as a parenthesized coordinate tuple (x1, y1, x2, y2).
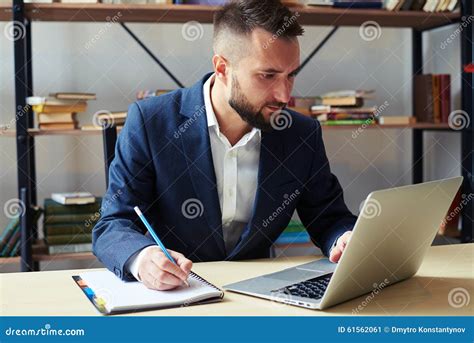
(264, 102, 287, 109)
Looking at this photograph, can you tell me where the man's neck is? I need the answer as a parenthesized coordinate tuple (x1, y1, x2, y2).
(210, 76, 253, 146)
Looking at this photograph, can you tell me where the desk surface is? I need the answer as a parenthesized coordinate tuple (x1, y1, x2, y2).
(1, 244, 472, 316)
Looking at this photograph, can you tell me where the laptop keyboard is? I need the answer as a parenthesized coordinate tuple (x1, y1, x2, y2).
(275, 273, 333, 300)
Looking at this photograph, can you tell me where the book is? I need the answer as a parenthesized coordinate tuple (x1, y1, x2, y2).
(401, 0, 415, 9)
(321, 97, 364, 107)
(414, 74, 451, 124)
(136, 89, 172, 100)
(44, 213, 97, 224)
(1, 225, 20, 257)
(306, 0, 334, 5)
(49, 92, 96, 100)
(333, 0, 383, 8)
(38, 112, 77, 124)
(73, 270, 224, 314)
(45, 233, 92, 245)
(51, 192, 95, 205)
(44, 198, 101, 215)
(38, 123, 77, 131)
(0, 216, 20, 253)
(95, 111, 127, 126)
(414, 74, 434, 123)
(410, 0, 427, 10)
(378, 116, 417, 125)
(33, 103, 87, 114)
(385, 0, 400, 10)
(45, 223, 94, 236)
(432, 74, 441, 123)
(1, 207, 42, 257)
(439, 74, 451, 123)
(9, 240, 21, 257)
(316, 113, 376, 121)
(319, 119, 376, 125)
(48, 243, 92, 255)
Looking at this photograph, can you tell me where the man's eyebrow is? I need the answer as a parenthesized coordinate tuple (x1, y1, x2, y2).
(259, 67, 301, 75)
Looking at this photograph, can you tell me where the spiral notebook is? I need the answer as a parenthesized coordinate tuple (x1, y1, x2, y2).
(73, 270, 224, 315)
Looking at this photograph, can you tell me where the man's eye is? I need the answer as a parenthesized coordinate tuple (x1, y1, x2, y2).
(261, 73, 274, 80)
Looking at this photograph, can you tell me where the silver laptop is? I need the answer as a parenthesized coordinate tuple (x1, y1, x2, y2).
(223, 176, 463, 310)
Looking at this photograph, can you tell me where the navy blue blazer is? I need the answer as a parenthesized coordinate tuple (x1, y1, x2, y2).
(93, 73, 357, 281)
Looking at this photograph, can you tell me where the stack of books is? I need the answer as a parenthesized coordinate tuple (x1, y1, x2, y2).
(386, 0, 459, 11)
(414, 74, 451, 124)
(43, 197, 101, 255)
(274, 220, 310, 245)
(27, 92, 96, 131)
(136, 89, 172, 100)
(0, 207, 42, 258)
(312, 90, 377, 126)
(82, 111, 127, 130)
(332, 0, 383, 8)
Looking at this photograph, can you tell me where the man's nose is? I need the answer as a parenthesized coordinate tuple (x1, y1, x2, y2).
(273, 80, 292, 104)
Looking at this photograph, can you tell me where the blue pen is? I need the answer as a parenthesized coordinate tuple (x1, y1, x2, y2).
(134, 206, 190, 287)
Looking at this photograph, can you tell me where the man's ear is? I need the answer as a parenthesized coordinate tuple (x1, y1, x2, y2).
(212, 54, 230, 86)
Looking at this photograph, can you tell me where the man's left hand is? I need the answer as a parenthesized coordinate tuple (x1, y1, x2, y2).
(329, 231, 352, 263)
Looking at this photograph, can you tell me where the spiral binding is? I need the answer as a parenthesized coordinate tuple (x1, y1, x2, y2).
(190, 271, 222, 293)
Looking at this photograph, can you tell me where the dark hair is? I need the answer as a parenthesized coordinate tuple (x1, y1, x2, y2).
(213, 0, 304, 40)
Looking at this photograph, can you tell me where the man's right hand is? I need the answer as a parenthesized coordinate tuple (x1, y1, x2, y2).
(138, 247, 193, 291)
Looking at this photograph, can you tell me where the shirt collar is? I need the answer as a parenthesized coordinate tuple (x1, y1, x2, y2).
(203, 73, 261, 142)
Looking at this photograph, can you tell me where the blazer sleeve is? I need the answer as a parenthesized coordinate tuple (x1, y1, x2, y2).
(296, 120, 358, 257)
(92, 102, 156, 281)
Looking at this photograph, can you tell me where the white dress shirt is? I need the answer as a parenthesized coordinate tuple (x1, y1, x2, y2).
(127, 73, 261, 281)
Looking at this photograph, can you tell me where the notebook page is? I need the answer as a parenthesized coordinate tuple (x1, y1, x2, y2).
(79, 270, 221, 312)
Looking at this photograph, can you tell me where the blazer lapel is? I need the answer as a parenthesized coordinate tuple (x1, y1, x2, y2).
(178, 74, 226, 257)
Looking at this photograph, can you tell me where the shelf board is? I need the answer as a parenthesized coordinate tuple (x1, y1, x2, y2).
(1, 127, 114, 137)
(0, 3, 460, 29)
(0, 122, 453, 137)
(0, 241, 96, 265)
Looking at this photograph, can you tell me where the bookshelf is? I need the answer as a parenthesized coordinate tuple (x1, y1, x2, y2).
(1, 1, 472, 272)
(0, 3, 460, 28)
(0, 122, 453, 138)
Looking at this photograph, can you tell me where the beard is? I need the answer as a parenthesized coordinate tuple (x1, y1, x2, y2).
(228, 74, 286, 132)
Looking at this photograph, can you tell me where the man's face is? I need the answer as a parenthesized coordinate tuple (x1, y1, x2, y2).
(227, 28, 300, 131)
